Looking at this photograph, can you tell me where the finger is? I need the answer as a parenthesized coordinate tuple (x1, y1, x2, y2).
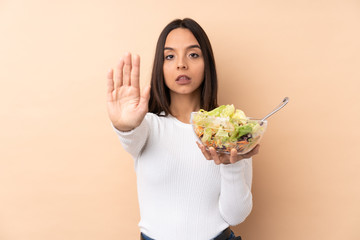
(230, 148, 238, 164)
(123, 52, 132, 86)
(106, 68, 114, 101)
(209, 147, 221, 165)
(196, 142, 210, 160)
(131, 54, 140, 88)
(196, 142, 212, 160)
(139, 85, 151, 112)
(114, 58, 124, 89)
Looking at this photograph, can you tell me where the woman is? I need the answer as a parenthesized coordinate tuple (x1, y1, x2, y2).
(106, 18, 259, 240)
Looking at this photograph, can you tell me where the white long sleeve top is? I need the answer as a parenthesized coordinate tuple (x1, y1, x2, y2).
(114, 113, 253, 240)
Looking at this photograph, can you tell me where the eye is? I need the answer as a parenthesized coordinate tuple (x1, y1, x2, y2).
(165, 54, 174, 60)
(189, 53, 200, 58)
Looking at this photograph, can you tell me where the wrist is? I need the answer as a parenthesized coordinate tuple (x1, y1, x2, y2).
(113, 125, 134, 132)
(112, 121, 135, 132)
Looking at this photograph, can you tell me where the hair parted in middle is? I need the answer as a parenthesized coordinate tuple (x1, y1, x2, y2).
(148, 18, 218, 116)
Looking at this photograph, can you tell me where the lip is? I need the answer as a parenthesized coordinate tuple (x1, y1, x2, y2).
(176, 75, 191, 84)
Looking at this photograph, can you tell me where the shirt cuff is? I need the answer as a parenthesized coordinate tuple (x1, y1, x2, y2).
(220, 157, 251, 174)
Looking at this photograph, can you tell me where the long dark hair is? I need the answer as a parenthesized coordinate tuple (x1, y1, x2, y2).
(148, 18, 218, 116)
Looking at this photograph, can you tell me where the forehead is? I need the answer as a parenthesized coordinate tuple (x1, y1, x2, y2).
(164, 28, 200, 48)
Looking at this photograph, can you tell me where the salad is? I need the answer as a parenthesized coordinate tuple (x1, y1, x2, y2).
(191, 104, 265, 154)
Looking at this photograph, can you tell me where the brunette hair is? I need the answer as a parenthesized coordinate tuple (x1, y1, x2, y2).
(148, 18, 218, 116)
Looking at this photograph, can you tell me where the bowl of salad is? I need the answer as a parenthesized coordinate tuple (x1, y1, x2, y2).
(191, 105, 267, 155)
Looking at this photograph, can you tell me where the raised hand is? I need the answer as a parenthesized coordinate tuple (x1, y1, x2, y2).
(107, 52, 151, 131)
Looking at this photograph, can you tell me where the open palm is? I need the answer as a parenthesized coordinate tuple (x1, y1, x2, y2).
(107, 53, 150, 132)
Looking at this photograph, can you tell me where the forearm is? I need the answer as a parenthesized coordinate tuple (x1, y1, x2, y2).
(218, 158, 253, 225)
(113, 116, 149, 159)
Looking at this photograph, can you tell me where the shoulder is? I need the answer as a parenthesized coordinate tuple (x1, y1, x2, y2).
(144, 112, 169, 129)
(144, 112, 181, 135)
(145, 112, 163, 123)
(145, 112, 170, 122)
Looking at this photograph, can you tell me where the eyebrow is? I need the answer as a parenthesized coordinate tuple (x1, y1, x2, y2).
(164, 44, 201, 51)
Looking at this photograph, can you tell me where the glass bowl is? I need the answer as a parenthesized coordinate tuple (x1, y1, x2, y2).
(190, 112, 267, 155)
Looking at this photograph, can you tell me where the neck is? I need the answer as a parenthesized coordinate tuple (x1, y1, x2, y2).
(170, 90, 201, 124)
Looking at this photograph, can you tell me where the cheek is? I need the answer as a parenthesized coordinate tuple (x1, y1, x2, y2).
(163, 63, 172, 78)
(163, 64, 172, 86)
(197, 63, 205, 80)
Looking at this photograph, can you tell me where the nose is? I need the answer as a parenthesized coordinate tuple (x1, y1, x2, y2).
(177, 57, 188, 70)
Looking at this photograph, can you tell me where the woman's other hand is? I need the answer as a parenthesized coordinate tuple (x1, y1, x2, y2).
(107, 52, 151, 131)
(196, 143, 260, 164)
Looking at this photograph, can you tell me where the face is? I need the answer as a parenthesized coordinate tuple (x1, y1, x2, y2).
(163, 28, 205, 97)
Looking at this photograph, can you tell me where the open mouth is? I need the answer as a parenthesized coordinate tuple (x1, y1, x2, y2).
(176, 75, 191, 84)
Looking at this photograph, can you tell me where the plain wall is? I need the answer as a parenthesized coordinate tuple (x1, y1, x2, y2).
(1, 0, 359, 239)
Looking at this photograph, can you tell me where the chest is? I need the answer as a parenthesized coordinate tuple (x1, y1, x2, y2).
(136, 122, 221, 193)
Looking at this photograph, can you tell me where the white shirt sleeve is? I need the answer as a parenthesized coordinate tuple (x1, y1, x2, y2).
(218, 158, 253, 225)
(112, 116, 150, 160)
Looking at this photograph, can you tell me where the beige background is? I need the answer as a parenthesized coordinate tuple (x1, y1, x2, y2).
(1, 0, 359, 239)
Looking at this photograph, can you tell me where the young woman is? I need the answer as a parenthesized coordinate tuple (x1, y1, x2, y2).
(106, 18, 259, 240)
